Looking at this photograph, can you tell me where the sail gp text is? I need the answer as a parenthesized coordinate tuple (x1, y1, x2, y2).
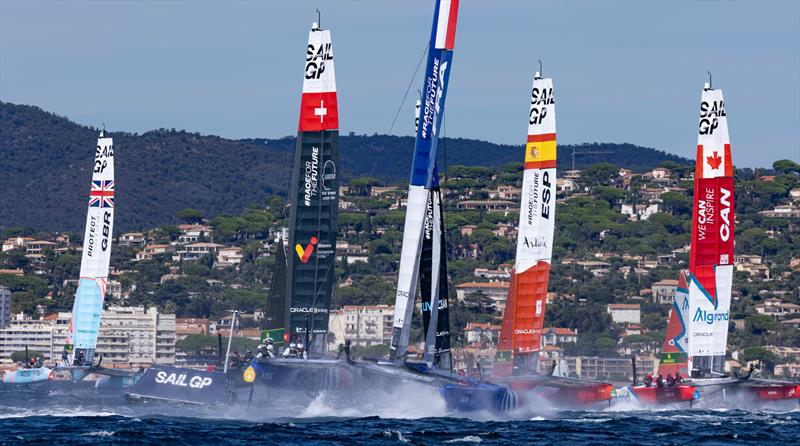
(154, 371, 213, 389)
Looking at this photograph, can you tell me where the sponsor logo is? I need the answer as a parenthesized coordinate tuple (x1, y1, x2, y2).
(719, 188, 731, 242)
(295, 236, 318, 263)
(420, 57, 448, 140)
(421, 299, 448, 312)
(94, 143, 113, 173)
(529, 86, 554, 125)
(693, 308, 729, 325)
(524, 170, 552, 228)
(522, 237, 548, 249)
(535, 299, 543, 316)
(85, 211, 112, 257)
(696, 187, 716, 241)
(699, 100, 725, 135)
(303, 146, 319, 206)
(305, 41, 333, 80)
(322, 160, 336, 191)
(154, 371, 214, 389)
(289, 307, 329, 314)
(243, 366, 256, 383)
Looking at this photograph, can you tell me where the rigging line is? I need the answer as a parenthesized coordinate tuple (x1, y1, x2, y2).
(388, 41, 429, 135)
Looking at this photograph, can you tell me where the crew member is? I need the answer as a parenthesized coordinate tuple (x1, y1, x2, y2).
(656, 373, 664, 388)
(666, 373, 675, 387)
(265, 338, 276, 358)
(283, 343, 298, 358)
(297, 343, 306, 359)
(644, 373, 654, 387)
(61, 348, 70, 366)
(243, 349, 254, 364)
(674, 372, 684, 385)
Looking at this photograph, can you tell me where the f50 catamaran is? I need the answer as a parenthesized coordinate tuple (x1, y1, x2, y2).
(2, 131, 120, 385)
(679, 81, 799, 404)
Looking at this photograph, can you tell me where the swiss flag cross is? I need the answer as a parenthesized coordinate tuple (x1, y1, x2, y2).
(299, 92, 338, 132)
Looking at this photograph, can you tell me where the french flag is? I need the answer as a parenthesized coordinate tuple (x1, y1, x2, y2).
(433, 0, 459, 50)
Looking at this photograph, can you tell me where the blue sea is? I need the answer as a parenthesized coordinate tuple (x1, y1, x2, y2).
(1, 385, 798, 445)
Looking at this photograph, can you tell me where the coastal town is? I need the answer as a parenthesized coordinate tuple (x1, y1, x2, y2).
(3, 160, 799, 381)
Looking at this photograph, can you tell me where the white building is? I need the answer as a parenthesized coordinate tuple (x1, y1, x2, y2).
(652, 279, 678, 304)
(0, 314, 58, 364)
(607, 304, 641, 324)
(621, 203, 660, 221)
(327, 305, 394, 349)
(1, 307, 175, 366)
(119, 232, 145, 247)
(0, 286, 10, 329)
(455, 282, 511, 311)
(216, 247, 243, 268)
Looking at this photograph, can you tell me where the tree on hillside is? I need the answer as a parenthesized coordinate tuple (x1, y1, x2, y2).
(177, 208, 204, 224)
(773, 159, 800, 176)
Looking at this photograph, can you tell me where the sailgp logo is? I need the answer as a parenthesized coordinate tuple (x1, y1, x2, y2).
(295, 237, 318, 263)
(693, 308, 729, 325)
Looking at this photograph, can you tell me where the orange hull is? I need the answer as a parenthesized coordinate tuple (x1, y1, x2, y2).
(504, 377, 613, 405)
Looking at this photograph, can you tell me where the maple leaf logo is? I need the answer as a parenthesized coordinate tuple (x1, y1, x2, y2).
(706, 151, 722, 170)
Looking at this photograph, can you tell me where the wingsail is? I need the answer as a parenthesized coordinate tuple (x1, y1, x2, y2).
(285, 21, 340, 355)
(417, 100, 452, 370)
(390, 0, 459, 362)
(686, 83, 734, 377)
(493, 72, 556, 378)
(68, 131, 115, 365)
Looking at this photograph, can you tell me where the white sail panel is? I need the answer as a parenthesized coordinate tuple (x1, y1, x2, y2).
(391, 185, 429, 350)
(70, 134, 115, 350)
(687, 265, 733, 357)
(515, 76, 556, 273)
(697, 87, 730, 179)
(302, 29, 336, 94)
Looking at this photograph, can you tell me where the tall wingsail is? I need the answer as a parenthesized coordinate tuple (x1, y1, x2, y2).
(68, 131, 115, 364)
(390, 0, 459, 363)
(285, 21, 340, 354)
(494, 72, 556, 378)
(687, 82, 734, 377)
(416, 99, 452, 369)
(658, 272, 690, 376)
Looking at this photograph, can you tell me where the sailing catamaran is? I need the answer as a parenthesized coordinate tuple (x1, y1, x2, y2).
(2, 131, 121, 385)
(679, 80, 799, 404)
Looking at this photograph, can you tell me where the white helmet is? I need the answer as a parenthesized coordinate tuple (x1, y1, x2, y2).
(290, 343, 296, 348)
(297, 343, 304, 349)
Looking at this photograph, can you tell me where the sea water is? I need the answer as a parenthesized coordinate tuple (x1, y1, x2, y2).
(1, 385, 797, 444)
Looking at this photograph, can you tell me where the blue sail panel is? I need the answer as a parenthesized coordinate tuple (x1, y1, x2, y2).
(410, 48, 453, 187)
(72, 278, 104, 349)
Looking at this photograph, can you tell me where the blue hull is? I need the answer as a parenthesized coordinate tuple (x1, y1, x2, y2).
(439, 382, 518, 413)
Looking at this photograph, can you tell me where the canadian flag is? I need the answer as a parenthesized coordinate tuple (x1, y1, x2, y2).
(299, 92, 338, 132)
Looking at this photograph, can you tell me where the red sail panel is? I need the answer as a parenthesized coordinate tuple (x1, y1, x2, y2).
(658, 272, 690, 376)
(492, 262, 549, 378)
(690, 176, 735, 272)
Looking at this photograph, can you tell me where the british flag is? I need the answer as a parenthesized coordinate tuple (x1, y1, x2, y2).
(88, 180, 114, 208)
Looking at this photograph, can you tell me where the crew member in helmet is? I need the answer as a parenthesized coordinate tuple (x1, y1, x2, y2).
(666, 373, 675, 387)
(265, 338, 276, 358)
(283, 343, 298, 358)
(674, 372, 684, 385)
(296, 343, 306, 359)
(656, 373, 664, 388)
(644, 373, 654, 387)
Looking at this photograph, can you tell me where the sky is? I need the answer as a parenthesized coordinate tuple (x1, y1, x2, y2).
(1, 0, 798, 167)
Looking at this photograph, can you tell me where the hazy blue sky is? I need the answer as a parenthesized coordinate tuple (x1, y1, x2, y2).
(2, 1, 798, 167)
